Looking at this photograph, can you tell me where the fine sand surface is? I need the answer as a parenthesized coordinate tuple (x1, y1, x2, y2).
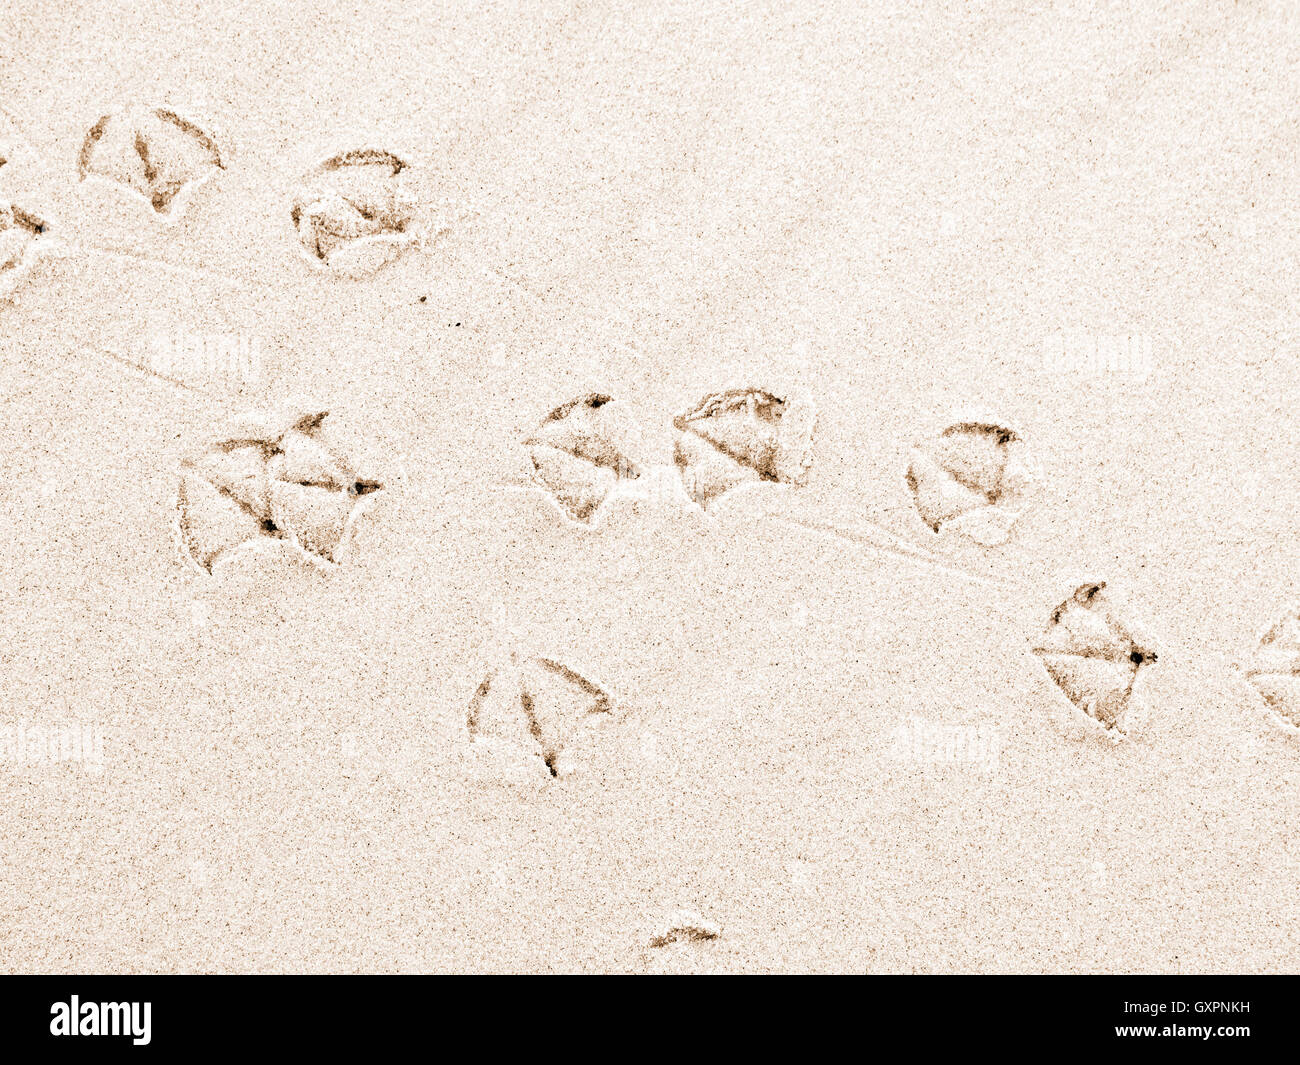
(1, 1, 1298, 972)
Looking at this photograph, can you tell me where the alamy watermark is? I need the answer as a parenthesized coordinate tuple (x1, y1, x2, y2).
(886, 715, 1003, 772)
(1041, 330, 1154, 380)
(0, 721, 104, 774)
(149, 331, 262, 384)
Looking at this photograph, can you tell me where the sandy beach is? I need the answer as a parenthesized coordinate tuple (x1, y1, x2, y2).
(1, 0, 1298, 973)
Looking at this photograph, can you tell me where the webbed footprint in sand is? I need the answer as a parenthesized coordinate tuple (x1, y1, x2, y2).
(1244, 606, 1300, 728)
(647, 912, 721, 948)
(524, 394, 643, 524)
(673, 388, 815, 509)
(906, 422, 1034, 544)
(0, 201, 53, 300)
(176, 405, 383, 572)
(1031, 582, 1157, 734)
(290, 149, 419, 276)
(639, 912, 723, 972)
(466, 656, 614, 779)
(79, 106, 224, 217)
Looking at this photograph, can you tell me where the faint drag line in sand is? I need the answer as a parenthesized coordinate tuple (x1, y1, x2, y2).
(73, 239, 262, 293)
(2, 238, 262, 404)
(69, 245, 257, 403)
(83, 343, 227, 400)
(773, 512, 1026, 595)
(488, 462, 1027, 598)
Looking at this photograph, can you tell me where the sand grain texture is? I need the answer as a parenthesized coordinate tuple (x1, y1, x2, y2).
(1, 0, 1298, 973)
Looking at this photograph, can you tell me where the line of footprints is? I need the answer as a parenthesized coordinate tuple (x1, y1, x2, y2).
(11, 102, 1296, 964)
(526, 389, 816, 521)
(174, 395, 1300, 750)
(1, 105, 420, 291)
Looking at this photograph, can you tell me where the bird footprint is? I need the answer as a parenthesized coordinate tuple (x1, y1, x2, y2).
(647, 913, 721, 949)
(176, 405, 382, 572)
(290, 149, 419, 276)
(0, 201, 52, 300)
(1031, 582, 1157, 733)
(466, 656, 614, 778)
(906, 422, 1034, 544)
(1245, 607, 1300, 728)
(524, 394, 642, 524)
(673, 388, 815, 509)
(78, 106, 224, 217)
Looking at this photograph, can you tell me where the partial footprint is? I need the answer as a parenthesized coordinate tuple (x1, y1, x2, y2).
(466, 656, 614, 778)
(906, 422, 1034, 544)
(176, 405, 382, 572)
(0, 201, 52, 300)
(673, 387, 815, 509)
(1244, 607, 1300, 728)
(524, 394, 642, 524)
(1031, 582, 1157, 733)
(290, 149, 418, 276)
(78, 107, 223, 217)
(640, 912, 723, 972)
(647, 912, 721, 949)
